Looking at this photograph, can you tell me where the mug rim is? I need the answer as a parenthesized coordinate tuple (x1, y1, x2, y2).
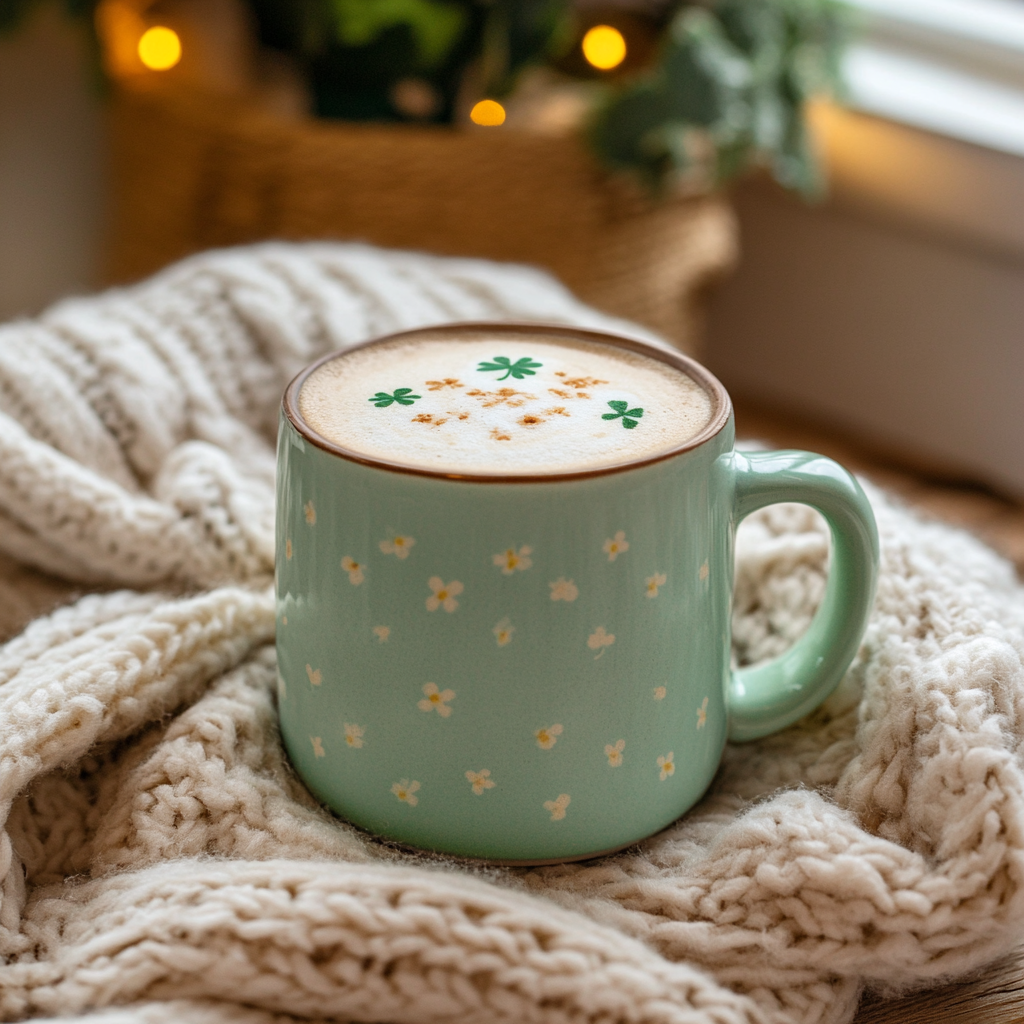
(282, 322, 733, 483)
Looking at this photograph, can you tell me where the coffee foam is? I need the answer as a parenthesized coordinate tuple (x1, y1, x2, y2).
(297, 331, 714, 475)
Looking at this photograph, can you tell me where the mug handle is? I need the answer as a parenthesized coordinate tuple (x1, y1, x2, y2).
(726, 450, 879, 742)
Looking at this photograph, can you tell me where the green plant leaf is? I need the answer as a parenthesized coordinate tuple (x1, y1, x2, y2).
(590, 82, 674, 186)
(589, 0, 851, 198)
(477, 356, 542, 381)
(663, 9, 749, 127)
(602, 401, 644, 427)
(479, 0, 574, 98)
(329, 0, 467, 69)
(369, 388, 422, 407)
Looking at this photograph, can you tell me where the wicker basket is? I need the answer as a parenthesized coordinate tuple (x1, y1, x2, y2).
(105, 89, 737, 352)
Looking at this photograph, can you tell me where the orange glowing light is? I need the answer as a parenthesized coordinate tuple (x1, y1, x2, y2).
(138, 26, 181, 71)
(470, 99, 506, 126)
(582, 25, 626, 70)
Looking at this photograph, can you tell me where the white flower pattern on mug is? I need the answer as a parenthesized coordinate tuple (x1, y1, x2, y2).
(418, 682, 455, 717)
(426, 577, 463, 612)
(290, 477, 713, 820)
(549, 577, 579, 602)
(603, 531, 628, 561)
(535, 724, 563, 749)
(465, 769, 496, 795)
(493, 545, 533, 574)
(645, 572, 667, 598)
(379, 534, 415, 559)
(605, 739, 625, 767)
(340, 556, 365, 585)
(697, 696, 709, 729)
(544, 793, 570, 821)
(392, 779, 420, 806)
(492, 618, 514, 647)
(588, 627, 615, 659)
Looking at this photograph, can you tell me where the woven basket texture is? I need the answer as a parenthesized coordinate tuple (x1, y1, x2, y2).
(105, 90, 738, 352)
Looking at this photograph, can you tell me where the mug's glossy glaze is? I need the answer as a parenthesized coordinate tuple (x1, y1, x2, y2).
(275, 324, 878, 863)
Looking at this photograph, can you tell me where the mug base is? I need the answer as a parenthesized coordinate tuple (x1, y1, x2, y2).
(440, 836, 644, 867)
(359, 824, 668, 867)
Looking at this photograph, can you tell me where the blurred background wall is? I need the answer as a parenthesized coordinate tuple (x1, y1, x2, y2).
(707, 106, 1024, 497)
(0, 4, 106, 320)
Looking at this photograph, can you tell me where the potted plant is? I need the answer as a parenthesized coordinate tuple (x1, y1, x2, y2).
(241, 0, 846, 197)
(3, 0, 847, 351)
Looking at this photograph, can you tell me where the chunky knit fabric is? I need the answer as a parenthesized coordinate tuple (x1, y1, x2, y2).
(1, 243, 1023, 1024)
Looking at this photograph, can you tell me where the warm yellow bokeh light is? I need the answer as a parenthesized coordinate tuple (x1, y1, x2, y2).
(138, 26, 181, 71)
(582, 25, 627, 70)
(470, 99, 506, 126)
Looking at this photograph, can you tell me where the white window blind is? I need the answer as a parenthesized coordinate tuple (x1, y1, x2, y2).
(842, 0, 1024, 156)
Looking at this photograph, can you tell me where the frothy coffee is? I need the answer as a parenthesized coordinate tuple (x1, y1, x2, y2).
(297, 329, 714, 475)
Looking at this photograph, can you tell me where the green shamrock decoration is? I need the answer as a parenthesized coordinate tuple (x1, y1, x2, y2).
(369, 388, 422, 407)
(602, 400, 644, 429)
(477, 356, 543, 381)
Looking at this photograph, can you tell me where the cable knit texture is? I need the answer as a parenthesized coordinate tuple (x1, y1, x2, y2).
(1, 242, 1023, 1024)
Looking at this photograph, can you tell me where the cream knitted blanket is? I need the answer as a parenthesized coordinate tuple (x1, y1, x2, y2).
(1, 243, 1023, 1024)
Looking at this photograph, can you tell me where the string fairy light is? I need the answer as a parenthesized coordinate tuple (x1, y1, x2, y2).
(470, 99, 506, 126)
(582, 25, 627, 70)
(137, 25, 182, 71)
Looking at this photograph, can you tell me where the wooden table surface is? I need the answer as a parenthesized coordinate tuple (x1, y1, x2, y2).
(735, 401, 1024, 1024)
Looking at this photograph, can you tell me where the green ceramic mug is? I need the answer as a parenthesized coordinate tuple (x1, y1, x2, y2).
(275, 323, 878, 863)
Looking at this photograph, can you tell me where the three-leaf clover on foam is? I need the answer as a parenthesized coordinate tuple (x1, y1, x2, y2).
(602, 400, 644, 429)
(369, 388, 421, 407)
(477, 356, 542, 381)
